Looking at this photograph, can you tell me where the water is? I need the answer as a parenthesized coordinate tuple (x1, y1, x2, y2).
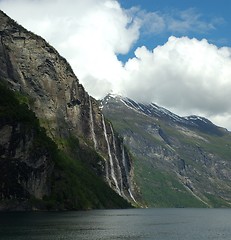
(88, 97, 97, 149)
(110, 123, 123, 196)
(0, 208, 231, 240)
(102, 115, 120, 193)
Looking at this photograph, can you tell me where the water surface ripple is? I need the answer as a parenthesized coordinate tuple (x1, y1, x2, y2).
(0, 208, 230, 240)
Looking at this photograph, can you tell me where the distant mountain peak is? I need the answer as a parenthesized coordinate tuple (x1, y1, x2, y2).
(103, 93, 188, 123)
(102, 94, 225, 136)
(184, 115, 212, 124)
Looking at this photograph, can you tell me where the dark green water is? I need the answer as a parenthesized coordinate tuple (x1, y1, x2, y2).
(0, 208, 230, 240)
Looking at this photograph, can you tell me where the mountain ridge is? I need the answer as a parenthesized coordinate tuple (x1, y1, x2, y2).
(1, 9, 231, 210)
(102, 93, 227, 136)
(101, 93, 231, 207)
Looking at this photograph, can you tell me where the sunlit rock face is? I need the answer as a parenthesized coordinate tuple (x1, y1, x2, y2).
(0, 10, 137, 208)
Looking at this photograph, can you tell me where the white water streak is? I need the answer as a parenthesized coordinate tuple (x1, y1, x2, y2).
(122, 145, 137, 203)
(89, 97, 97, 149)
(103, 157, 110, 185)
(110, 124, 123, 196)
(102, 115, 120, 193)
(128, 189, 137, 203)
(122, 145, 129, 177)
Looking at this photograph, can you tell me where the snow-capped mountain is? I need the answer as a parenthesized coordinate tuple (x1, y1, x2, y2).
(101, 93, 231, 208)
(102, 94, 225, 135)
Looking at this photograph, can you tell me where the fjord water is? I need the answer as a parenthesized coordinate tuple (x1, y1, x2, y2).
(0, 208, 230, 240)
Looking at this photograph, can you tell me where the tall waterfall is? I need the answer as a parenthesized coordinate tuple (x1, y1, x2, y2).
(122, 145, 129, 178)
(110, 123, 124, 196)
(89, 97, 97, 149)
(122, 144, 137, 203)
(102, 115, 120, 194)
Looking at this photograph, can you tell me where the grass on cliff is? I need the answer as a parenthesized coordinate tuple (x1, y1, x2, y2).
(103, 100, 231, 208)
(104, 106, 207, 207)
(0, 82, 130, 210)
(48, 136, 130, 210)
(0, 83, 38, 124)
(161, 122, 231, 162)
(133, 156, 206, 208)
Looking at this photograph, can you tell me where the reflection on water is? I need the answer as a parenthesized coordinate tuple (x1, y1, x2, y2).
(0, 208, 231, 240)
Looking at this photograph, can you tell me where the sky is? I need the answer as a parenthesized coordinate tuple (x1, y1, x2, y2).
(1, 0, 231, 130)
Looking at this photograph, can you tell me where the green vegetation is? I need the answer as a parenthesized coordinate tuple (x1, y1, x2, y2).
(48, 135, 131, 210)
(48, 150, 130, 210)
(200, 134, 231, 161)
(0, 82, 38, 125)
(133, 157, 206, 208)
(0, 82, 57, 154)
(0, 82, 130, 210)
(161, 123, 231, 162)
(104, 103, 207, 207)
(205, 193, 231, 208)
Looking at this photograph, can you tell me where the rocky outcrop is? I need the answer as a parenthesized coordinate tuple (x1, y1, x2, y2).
(0, 10, 136, 207)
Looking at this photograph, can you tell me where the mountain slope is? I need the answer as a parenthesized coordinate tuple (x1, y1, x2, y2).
(0, 10, 135, 210)
(101, 94, 231, 207)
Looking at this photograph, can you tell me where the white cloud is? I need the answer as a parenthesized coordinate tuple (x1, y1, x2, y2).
(134, 9, 166, 34)
(1, 0, 231, 129)
(123, 36, 231, 129)
(166, 8, 216, 33)
(0, 0, 140, 98)
(127, 7, 223, 36)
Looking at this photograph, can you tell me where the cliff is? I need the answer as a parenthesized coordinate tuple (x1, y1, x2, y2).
(0, 10, 136, 210)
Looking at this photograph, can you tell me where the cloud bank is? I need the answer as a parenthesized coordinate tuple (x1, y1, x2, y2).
(0, 0, 141, 98)
(123, 37, 231, 123)
(1, 0, 231, 129)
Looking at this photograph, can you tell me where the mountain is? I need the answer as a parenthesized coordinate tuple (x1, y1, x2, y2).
(0, 10, 136, 210)
(1, 9, 231, 210)
(101, 94, 231, 207)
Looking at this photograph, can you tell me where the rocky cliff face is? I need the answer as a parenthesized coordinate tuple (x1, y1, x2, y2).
(0, 10, 136, 209)
(0, 120, 53, 210)
(102, 94, 231, 207)
(0, 82, 56, 210)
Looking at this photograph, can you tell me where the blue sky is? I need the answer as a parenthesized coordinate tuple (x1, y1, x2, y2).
(1, 0, 231, 129)
(118, 0, 231, 61)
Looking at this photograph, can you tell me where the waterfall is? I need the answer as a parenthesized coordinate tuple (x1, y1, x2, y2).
(122, 145, 129, 179)
(102, 115, 120, 194)
(128, 189, 137, 203)
(89, 97, 97, 149)
(122, 144, 137, 203)
(103, 157, 110, 186)
(110, 123, 124, 196)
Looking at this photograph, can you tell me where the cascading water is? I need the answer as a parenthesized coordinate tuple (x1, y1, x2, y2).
(89, 97, 97, 149)
(122, 144, 137, 203)
(122, 145, 129, 177)
(128, 189, 137, 203)
(110, 123, 124, 196)
(101, 116, 109, 182)
(102, 115, 120, 194)
(103, 156, 110, 186)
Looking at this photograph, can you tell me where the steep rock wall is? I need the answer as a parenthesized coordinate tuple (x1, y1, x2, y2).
(0, 10, 136, 204)
(0, 118, 54, 210)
